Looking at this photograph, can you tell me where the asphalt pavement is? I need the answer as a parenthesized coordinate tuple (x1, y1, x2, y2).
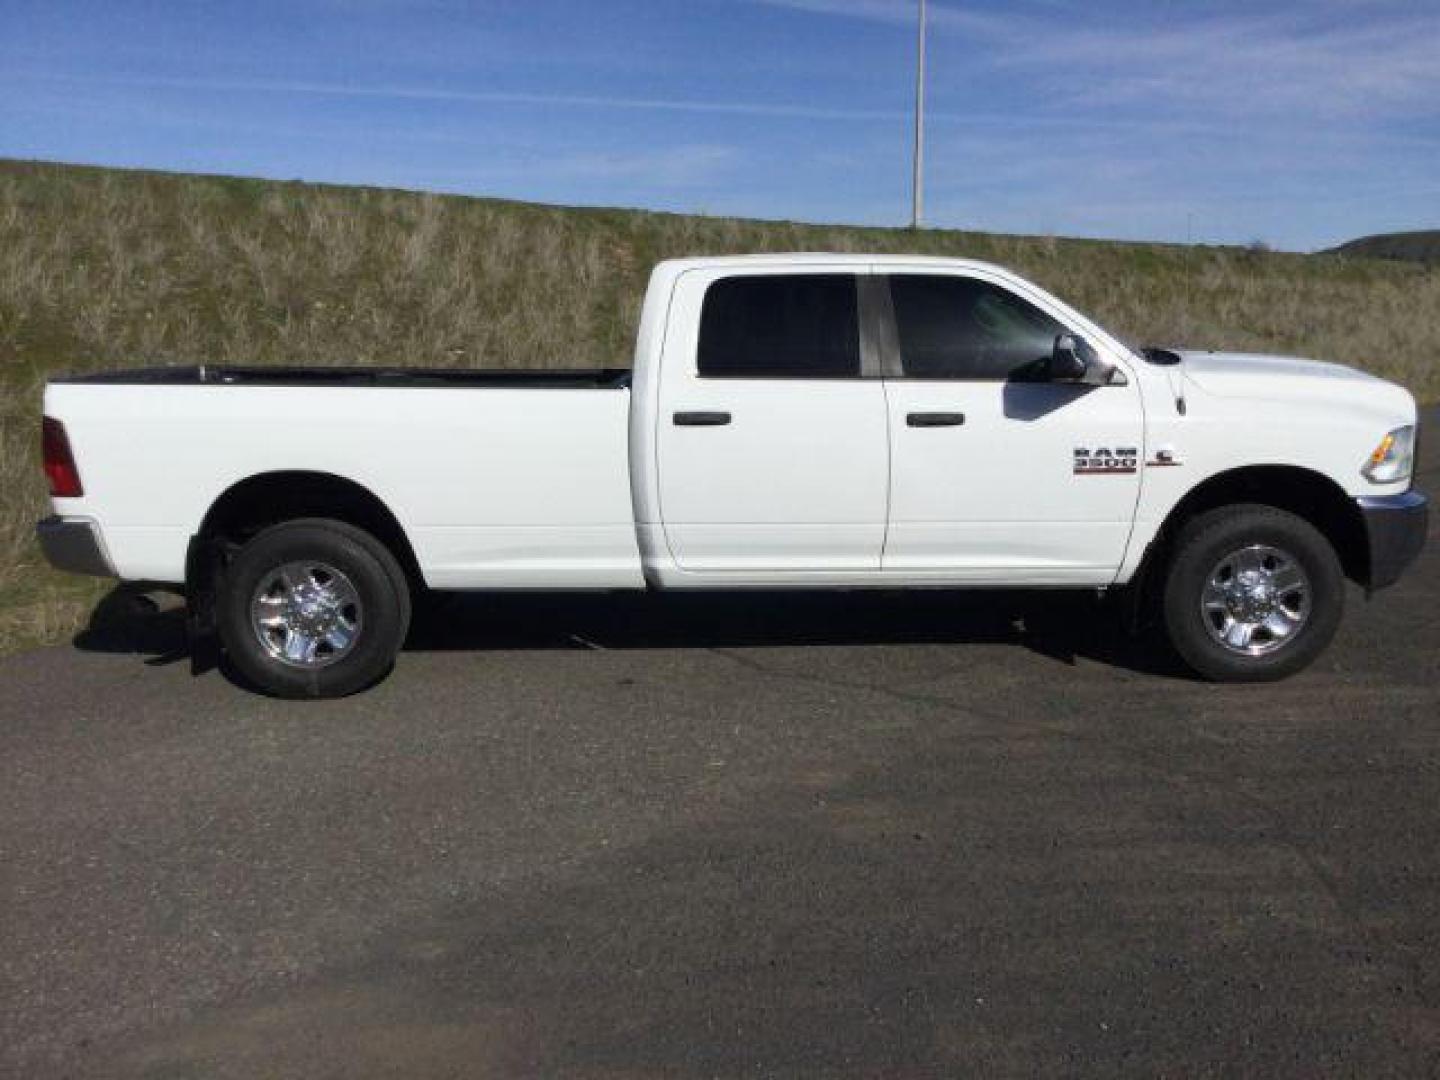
(2, 419, 1437, 1078)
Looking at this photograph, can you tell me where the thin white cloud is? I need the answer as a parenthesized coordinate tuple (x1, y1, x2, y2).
(6, 69, 1271, 141)
(19, 71, 901, 123)
(1034, 13, 1440, 118)
(749, 0, 1440, 120)
(748, 0, 1011, 35)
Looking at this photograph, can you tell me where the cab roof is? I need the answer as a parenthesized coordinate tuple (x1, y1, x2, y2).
(654, 253, 1013, 277)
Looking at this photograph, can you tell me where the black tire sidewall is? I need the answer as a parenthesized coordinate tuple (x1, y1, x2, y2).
(217, 520, 411, 699)
(1163, 505, 1344, 682)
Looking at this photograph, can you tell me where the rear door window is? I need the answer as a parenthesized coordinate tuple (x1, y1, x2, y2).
(698, 274, 861, 378)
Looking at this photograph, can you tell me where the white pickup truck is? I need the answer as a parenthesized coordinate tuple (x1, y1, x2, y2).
(38, 255, 1426, 697)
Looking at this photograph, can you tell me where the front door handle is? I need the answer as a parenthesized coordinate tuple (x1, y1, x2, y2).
(674, 411, 732, 427)
(906, 412, 965, 428)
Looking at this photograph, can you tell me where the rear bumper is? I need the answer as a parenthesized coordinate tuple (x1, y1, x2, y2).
(35, 516, 116, 578)
(1356, 490, 1428, 590)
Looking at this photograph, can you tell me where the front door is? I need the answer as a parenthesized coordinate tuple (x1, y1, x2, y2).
(656, 269, 889, 574)
(880, 271, 1143, 584)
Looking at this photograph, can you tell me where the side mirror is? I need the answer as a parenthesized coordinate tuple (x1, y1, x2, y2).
(1049, 334, 1123, 386)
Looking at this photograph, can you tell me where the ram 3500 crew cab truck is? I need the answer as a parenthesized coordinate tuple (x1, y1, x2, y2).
(38, 255, 1427, 697)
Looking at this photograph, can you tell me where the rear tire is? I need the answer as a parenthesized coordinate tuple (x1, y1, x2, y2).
(1162, 504, 1343, 682)
(217, 519, 411, 699)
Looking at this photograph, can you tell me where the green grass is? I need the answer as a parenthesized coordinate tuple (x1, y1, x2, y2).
(2, 157, 1437, 655)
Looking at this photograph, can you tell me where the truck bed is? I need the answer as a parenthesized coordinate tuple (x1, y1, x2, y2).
(44, 370, 645, 589)
(52, 365, 633, 389)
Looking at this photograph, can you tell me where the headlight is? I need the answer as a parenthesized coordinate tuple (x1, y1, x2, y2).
(1361, 425, 1416, 484)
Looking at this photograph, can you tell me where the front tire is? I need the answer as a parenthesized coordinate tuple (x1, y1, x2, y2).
(217, 519, 411, 698)
(1162, 504, 1344, 682)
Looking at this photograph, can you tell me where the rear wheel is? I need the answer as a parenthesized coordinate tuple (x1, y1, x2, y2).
(1162, 504, 1344, 682)
(217, 519, 411, 698)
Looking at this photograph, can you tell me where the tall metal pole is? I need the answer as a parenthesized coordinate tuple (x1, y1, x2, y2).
(911, 0, 927, 229)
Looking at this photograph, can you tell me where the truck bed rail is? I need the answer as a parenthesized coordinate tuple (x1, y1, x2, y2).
(51, 365, 633, 389)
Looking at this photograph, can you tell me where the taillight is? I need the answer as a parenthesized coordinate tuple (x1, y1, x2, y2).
(42, 417, 84, 498)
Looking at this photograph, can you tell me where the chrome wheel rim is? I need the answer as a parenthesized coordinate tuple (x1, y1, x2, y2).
(1200, 544, 1310, 657)
(250, 561, 363, 669)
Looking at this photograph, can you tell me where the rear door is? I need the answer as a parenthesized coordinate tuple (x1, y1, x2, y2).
(880, 270, 1143, 583)
(655, 267, 890, 574)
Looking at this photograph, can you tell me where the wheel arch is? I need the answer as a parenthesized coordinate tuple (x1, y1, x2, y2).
(190, 471, 425, 593)
(1146, 464, 1368, 586)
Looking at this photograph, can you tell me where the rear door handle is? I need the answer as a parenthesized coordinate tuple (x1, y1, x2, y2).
(906, 412, 965, 428)
(673, 411, 732, 427)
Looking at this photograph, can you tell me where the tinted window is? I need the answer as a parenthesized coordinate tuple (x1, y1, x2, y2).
(699, 275, 860, 378)
(890, 275, 1065, 380)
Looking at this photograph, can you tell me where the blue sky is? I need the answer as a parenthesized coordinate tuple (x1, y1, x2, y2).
(2, 0, 1437, 250)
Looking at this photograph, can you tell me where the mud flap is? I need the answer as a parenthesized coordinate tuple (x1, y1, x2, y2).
(184, 534, 224, 676)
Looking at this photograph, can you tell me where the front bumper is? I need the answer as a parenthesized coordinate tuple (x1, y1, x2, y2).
(35, 516, 116, 578)
(1356, 490, 1428, 590)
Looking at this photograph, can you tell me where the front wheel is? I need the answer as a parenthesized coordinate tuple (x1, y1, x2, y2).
(1162, 504, 1344, 682)
(217, 519, 412, 698)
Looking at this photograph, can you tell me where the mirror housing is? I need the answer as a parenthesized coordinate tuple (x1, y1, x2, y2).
(1049, 334, 1122, 386)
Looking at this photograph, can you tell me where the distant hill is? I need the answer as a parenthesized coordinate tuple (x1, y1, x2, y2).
(1330, 231, 1440, 265)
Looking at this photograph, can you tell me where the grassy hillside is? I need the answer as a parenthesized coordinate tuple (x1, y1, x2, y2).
(1332, 231, 1440, 266)
(2, 157, 1438, 654)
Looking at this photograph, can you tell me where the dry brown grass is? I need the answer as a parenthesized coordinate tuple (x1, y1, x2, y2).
(2, 157, 1436, 654)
